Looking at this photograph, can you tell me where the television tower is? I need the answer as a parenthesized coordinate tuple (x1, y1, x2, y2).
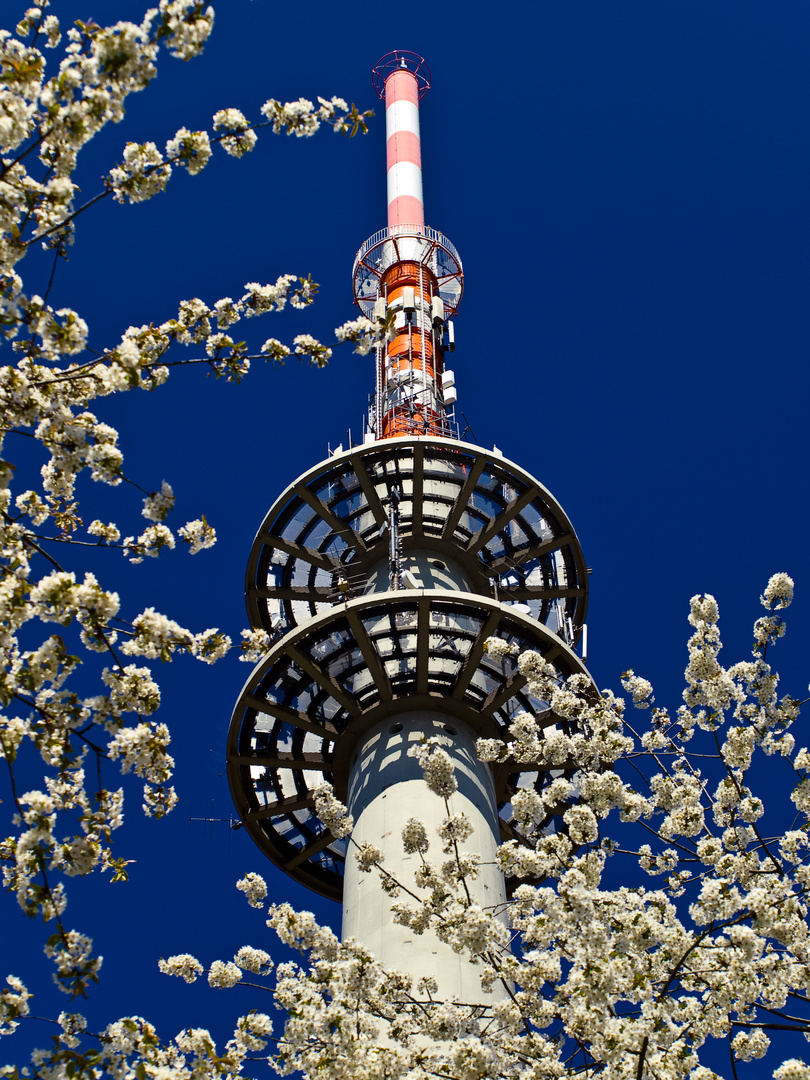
(227, 51, 591, 1001)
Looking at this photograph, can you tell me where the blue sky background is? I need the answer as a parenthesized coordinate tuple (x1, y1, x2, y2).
(4, 0, 810, 1070)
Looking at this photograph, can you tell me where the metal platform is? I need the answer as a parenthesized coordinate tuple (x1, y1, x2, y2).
(245, 437, 588, 643)
(352, 225, 463, 317)
(227, 591, 591, 900)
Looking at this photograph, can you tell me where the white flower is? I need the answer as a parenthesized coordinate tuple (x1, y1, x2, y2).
(207, 960, 242, 988)
(108, 142, 171, 204)
(15, 489, 49, 525)
(355, 841, 383, 872)
(236, 872, 267, 909)
(158, 953, 203, 984)
(107, 722, 173, 783)
(102, 664, 162, 716)
(261, 338, 291, 363)
(689, 593, 720, 625)
(212, 107, 257, 157)
(177, 517, 216, 554)
(731, 1028, 769, 1061)
(141, 481, 175, 522)
(402, 818, 429, 854)
(761, 571, 794, 610)
(438, 812, 474, 850)
(753, 615, 786, 647)
(56, 1011, 86, 1049)
(293, 333, 331, 367)
(43, 15, 61, 48)
(312, 782, 353, 838)
(563, 804, 598, 844)
(136, 524, 175, 556)
(621, 669, 654, 708)
(484, 636, 518, 660)
(192, 628, 231, 664)
(334, 316, 379, 355)
(43, 932, 100, 996)
(241, 276, 296, 315)
(0, 976, 31, 1035)
(165, 127, 212, 176)
(512, 787, 544, 829)
(120, 608, 191, 660)
(233, 946, 273, 975)
(38, 307, 88, 358)
(158, 0, 214, 60)
(239, 627, 273, 663)
(409, 738, 457, 797)
(87, 520, 121, 543)
(260, 96, 320, 137)
(213, 297, 240, 328)
(774, 1062, 810, 1080)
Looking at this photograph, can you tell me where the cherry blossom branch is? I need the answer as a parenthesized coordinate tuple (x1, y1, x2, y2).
(712, 729, 785, 878)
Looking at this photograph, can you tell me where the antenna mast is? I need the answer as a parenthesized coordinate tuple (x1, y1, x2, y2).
(353, 51, 462, 442)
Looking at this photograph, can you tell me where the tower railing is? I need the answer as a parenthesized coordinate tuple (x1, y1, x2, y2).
(354, 223, 462, 270)
(352, 223, 464, 318)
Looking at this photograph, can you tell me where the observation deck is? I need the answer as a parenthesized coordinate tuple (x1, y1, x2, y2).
(227, 590, 590, 900)
(245, 436, 588, 642)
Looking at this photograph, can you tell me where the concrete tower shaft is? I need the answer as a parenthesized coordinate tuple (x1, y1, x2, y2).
(343, 710, 506, 998)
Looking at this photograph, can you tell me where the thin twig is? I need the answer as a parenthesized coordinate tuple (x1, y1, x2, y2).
(636, 1035, 649, 1080)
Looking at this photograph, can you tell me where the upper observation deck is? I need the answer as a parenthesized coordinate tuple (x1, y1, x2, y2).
(244, 437, 589, 645)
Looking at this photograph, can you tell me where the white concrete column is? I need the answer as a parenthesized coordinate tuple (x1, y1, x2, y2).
(342, 711, 508, 1002)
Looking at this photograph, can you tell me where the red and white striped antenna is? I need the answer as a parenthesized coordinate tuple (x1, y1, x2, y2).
(373, 50, 430, 228)
(352, 51, 463, 443)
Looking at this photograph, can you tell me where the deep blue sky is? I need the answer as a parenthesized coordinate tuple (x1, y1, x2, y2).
(4, 0, 810, 1067)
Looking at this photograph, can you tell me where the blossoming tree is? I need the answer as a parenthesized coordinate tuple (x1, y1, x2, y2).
(0, 0, 378, 1071)
(2, 5, 810, 1080)
(151, 574, 810, 1080)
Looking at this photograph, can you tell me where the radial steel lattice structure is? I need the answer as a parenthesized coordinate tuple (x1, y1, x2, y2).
(227, 52, 594, 999)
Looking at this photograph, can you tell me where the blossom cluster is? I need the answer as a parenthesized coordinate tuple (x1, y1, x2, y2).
(210, 577, 808, 1080)
(260, 95, 372, 139)
(408, 736, 458, 797)
(0, 4, 372, 1071)
(334, 316, 382, 356)
(107, 95, 370, 203)
(312, 782, 353, 839)
(7, 6, 810, 1080)
(17, 576, 810, 1078)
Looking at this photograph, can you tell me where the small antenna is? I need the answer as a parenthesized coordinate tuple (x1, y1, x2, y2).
(189, 801, 242, 842)
(460, 412, 478, 443)
(388, 486, 403, 590)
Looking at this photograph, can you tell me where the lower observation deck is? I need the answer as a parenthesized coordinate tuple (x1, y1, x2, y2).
(227, 590, 591, 900)
(245, 437, 588, 644)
